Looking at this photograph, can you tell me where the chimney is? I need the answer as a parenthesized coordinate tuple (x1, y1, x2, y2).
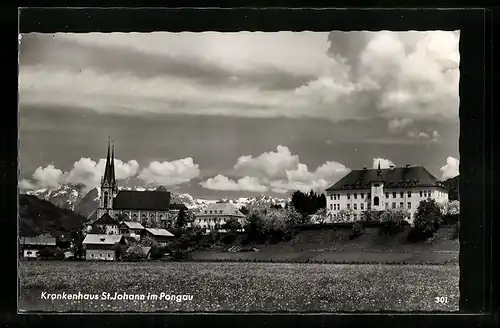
(389, 165, 395, 170)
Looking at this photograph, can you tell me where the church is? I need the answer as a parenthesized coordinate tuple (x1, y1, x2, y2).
(90, 139, 187, 233)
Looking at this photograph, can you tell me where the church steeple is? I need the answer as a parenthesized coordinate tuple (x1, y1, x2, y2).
(111, 141, 117, 193)
(102, 137, 114, 187)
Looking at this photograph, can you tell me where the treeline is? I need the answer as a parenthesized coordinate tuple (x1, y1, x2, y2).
(290, 190, 326, 218)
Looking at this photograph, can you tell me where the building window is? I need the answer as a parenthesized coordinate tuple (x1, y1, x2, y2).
(354, 193, 357, 200)
(400, 202, 404, 208)
(347, 204, 351, 209)
(210, 210, 213, 214)
(407, 191, 411, 197)
(408, 202, 412, 209)
(220, 210, 223, 214)
(361, 203, 364, 210)
(330, 204, 333, 210)
(361, 193, 364, 198)
(91, 254, 94, 258)
(374, 184, 379, 187)
(354, 204, 357, 210)
(428, 190, 432, 197)
(385, 202, 389, 209)
(420, 191, 423, 197)
(400, 192, 404, 198)
(385, 192, 389, 198)
(373, 196, 380, 206)
(392, 192, 396, 198)
(347, 194, 351, 200)
(392, 202, 396, 209)
(104, 191, 108, 208)
(331, 195, 333, 200)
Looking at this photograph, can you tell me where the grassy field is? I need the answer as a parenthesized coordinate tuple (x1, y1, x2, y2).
(19, 261, 459, 313)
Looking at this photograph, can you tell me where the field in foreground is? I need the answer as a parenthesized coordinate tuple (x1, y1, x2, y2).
(19, 261, 459, 312)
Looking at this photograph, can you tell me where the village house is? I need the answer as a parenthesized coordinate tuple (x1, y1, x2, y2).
(325, 164, 449, 224)
(194, 202, 246, 233)
(20, 236, 56, 259)
(118, 221, 145, 240)
(88, 212, 120, 234)
(142, 228, 175, 246)
(82, 234, 125, 261)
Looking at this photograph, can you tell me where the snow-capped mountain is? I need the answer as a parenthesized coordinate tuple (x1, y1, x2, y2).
(22, 184, 290, 218)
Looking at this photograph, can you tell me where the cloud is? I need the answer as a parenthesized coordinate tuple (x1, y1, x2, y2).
(388, 118, 413, 133)
(202, 145, 350, 194)
(200, 175, 268, 193)
(233, 145, 300, 179)
(20, 31, 459, 124)
(20, 158, 139, 191)
(440, 156, 459, 179)
(407, 129, 441, 143)
(373, 158, 395, 169)
(138, 157, 200, 186)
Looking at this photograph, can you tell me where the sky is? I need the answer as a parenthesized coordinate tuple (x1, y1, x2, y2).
(18, 31, 460, 199)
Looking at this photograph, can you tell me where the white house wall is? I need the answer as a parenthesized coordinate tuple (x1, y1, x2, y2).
(326, 186, 449, 223)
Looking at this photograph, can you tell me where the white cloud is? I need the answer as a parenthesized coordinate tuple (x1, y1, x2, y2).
(372, 158, 395, 169)
(407, 129, 441, 143)
(233, 145, 300, 179)
(138, 157, 200, 186)
(440, 156, 459, 179)
(20, 158, 139, 191)
(20, 31, 459, 123)
(388, 118, 413, 134)
(200, 175, 268, 193)
(202, 146, 350, 194)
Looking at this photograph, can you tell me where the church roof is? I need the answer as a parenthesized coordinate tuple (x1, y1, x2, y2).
(113, 190, 171, 211)
(325, 166, 448, 191)
(94, 213, 119, 225)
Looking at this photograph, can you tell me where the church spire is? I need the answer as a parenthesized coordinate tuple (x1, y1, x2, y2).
(111, 140, 116, 188)
(102, 137, 113, 186)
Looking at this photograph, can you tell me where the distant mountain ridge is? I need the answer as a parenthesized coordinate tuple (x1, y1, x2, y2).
(23, 184, 290, 219)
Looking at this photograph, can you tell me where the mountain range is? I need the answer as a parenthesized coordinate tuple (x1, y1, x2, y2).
(23, 184, 290, 219)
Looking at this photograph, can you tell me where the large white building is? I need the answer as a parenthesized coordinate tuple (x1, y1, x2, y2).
(194, 202, 246, 233)
(325, 164, 449, 223)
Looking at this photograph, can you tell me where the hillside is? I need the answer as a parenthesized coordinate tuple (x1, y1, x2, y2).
(19, 194, 88, 237)
(442, 175, 459, 201)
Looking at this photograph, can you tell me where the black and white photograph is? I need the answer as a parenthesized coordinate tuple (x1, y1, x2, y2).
(18, 29, 461, 312)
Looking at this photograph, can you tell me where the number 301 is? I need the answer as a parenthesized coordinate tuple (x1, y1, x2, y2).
(435, 297, 448, 304)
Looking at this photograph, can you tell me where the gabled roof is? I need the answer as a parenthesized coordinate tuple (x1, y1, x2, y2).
(325, 166, 448, 191)
(113, 190, 171, 211)
(198, 202, 245, 216)
(119, 221, 144, 230)
(144, 228, 174, 237)
(82, 234, 123, 245)
(169, 202, 188, 210)
(94, 213, 119, 225)
(20, 236, 56, 246)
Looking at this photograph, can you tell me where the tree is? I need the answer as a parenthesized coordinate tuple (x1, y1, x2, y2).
(336, 208, 355, 223)
(223, 217, 242, 232)
(140, 236, 159, 248)
(123, 245, 146, 261)
(70, 229, 85, 260)
(113, 243, 127, 261)
(240, 206, 249, 215)
(175, 208, 188, 229)
(312, 208, 328, 224)
(414, 199, 442, 234)
(361, 209, 382, 223)
(379, 209, 408, 235)
(445, 200, 460, 216)
(38, 247, 56, 258)
(270, 203, 283, 210)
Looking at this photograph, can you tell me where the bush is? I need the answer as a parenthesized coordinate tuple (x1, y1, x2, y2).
(112, 243, 128, 261)
(38, 247, 56, 258)
(149, 246, 167, 260)
(220, 232, 238, 245)
(54, 248, 65, 260)
(350, 221, 365, 239)
(223, 217, 242, 232)
(122, 245, 146, 262)
(361, 209, 382, 223)
(379, 209, 408, 235)
(414, 199, 442, 234)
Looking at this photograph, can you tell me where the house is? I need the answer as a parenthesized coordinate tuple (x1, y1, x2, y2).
(88, 212, 120, 235)
(325, 164, 449, 224)
(82, 234, 125, 261)
(142, 228, 175, 246)
(20, 236, 56, 259)
(118, 221, 145, 240)
(194, 202, 246, 233)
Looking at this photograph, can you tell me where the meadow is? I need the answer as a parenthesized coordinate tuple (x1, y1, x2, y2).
(19, 261, 459, 312)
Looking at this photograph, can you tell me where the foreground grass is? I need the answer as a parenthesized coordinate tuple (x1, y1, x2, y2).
(19, 261, 459, 312)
